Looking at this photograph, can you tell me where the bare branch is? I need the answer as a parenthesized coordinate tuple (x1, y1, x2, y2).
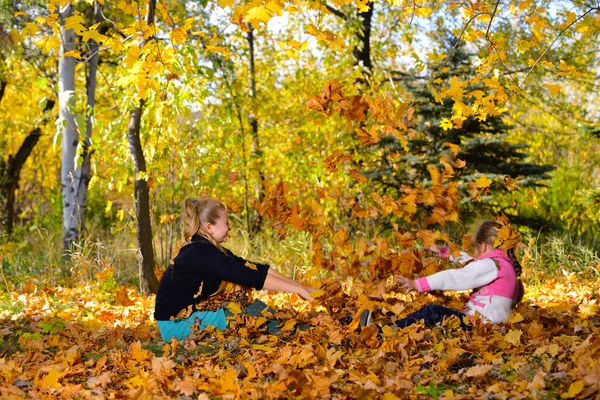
(324, 4, 347, 20)
(521, 6, 599, 87)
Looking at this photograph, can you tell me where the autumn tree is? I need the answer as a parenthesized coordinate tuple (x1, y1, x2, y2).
(362, 38, 554, 219)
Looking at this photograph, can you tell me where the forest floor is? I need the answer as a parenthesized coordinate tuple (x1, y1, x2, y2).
(0, 270, 599, 399)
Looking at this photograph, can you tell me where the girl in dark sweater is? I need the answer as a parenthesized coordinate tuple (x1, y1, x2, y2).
(154, 198, 315, 341)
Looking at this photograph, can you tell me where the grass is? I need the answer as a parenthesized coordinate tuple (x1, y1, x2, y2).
(521, 231, 600, 283)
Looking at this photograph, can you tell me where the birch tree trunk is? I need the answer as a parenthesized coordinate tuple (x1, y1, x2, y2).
(59, 3, 80, 253)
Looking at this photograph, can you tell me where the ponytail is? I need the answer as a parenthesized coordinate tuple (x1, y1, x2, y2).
(507, 248, 525, 306)
(182, 198, 201, 242)
(181, 197, 227, 252)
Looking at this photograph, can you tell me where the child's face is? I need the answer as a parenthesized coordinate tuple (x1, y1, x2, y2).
(208, 209, 231, 243)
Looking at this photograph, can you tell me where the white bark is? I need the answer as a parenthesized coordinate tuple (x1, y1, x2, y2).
(59, 3, 80, 251)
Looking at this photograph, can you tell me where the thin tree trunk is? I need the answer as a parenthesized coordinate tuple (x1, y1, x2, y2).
(126, 0, 159, 294)
(59, 3, 80, 253)
(246, 25, 266, 236)
(0, 99, 55, 234)
(352, 1, 374, 85)
(74, 0, 102, 236)
(127, 102, 158, 294)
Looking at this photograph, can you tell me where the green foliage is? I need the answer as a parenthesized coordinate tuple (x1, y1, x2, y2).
(539, 162, 600, 239)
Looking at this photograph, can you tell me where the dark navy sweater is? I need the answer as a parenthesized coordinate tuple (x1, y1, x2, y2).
(154, 235, 269, 321)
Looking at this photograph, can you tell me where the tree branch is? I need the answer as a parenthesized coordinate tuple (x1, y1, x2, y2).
(324, 4, 347, 20)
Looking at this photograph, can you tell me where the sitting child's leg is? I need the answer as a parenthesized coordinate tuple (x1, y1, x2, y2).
(394, 304, 468, 329)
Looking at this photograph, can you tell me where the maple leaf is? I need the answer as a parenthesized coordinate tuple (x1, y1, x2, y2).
(464, 364, 493, 378)
(561, 380, 585, 398)
(439, 118, 453, 131)
(475, 175, 492, 188)
(116, 288, 135, 306)
(505, 329, 522, 346)
(86, 372, 111, 389)
(245, 6, 272, 25)
(543, 83, 561, 98)
(577, 299, 598, 318)
(80, 30, 106, 43)
(503, 175, 519, 191)
(64, 14, 87, 34)
(227, 171, 239, 183)
(170, 27, 188, 46)
(218, 0, 235, 8)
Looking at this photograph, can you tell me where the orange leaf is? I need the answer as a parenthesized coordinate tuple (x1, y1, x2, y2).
(464, 364, 493, 378)
(227, 172, 239, 183)
(116, 289, 135, 306)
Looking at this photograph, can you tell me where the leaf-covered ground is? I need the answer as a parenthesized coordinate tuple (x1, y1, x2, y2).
(1, 272, 599, 399)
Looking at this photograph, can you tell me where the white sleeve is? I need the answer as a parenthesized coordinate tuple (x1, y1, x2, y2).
(449, 251, 474, 264)
(417, 258, 499, 292)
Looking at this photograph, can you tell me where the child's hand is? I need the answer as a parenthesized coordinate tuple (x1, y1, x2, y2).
(299, 288, 314, 301)
(395, 275, 417, 293)
(429, 243, 441, 254)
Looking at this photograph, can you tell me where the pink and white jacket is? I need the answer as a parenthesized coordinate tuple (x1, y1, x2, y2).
(415, 249, 518, 323)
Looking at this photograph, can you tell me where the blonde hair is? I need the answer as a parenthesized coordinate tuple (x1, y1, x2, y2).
(470, 219, 524, 306)
(181, 198, 226, 249)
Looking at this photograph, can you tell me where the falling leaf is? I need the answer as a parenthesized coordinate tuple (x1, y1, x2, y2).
(543, 83, 561, 98)
(116, 288, 135, 306)
(475, 175, 492, 188)
(228, 172, 239, 183)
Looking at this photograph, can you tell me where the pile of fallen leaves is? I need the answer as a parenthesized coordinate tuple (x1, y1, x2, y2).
(1, 270, 599, 399)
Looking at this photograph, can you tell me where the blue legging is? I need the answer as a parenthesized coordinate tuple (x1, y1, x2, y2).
(393, 304, 470, 329)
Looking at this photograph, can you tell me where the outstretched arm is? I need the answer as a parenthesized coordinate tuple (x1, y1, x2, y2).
(268, 268, 316, 294)
(262, 273, 314, 301)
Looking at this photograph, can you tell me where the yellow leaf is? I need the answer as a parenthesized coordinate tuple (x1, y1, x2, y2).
(439, 118, 453, 131)
(63, 50, 81, 59)
(125, 375, 145, 389)
(561, 380, 585, 399)
(64, 14, 87, 34)
(129, 341, 152, 362)
(254, 317, 267, 328)
(218, 0, 235, 8)
(227, 302, 242, 314)
(382, 393, 401, 400)
(249, 344, 275, 351)
(245, 6, 272, 25)
(381, 325, 396, 338)
(38, 369, 62, 389)
(475, 175, 492, 188)
(170, 27, 188, 46)
(80, 30, 106, 43)
(509, 312, 524, 324)
(124, 46, 140, 69)
(427, 164, 441, 185)
(543, 83, 561, 98)
(578, 299, 598, 318)
(280, 318, 296, 332)
(249, 343, 274, 351)
(21, 22, 38, 36)
(505, 329, 522, 346)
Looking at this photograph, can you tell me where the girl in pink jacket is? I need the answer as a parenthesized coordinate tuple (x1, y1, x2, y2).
(363, 220, 525, 329)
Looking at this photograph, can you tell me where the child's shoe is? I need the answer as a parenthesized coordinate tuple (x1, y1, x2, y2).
(359, 309, 373, 327)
